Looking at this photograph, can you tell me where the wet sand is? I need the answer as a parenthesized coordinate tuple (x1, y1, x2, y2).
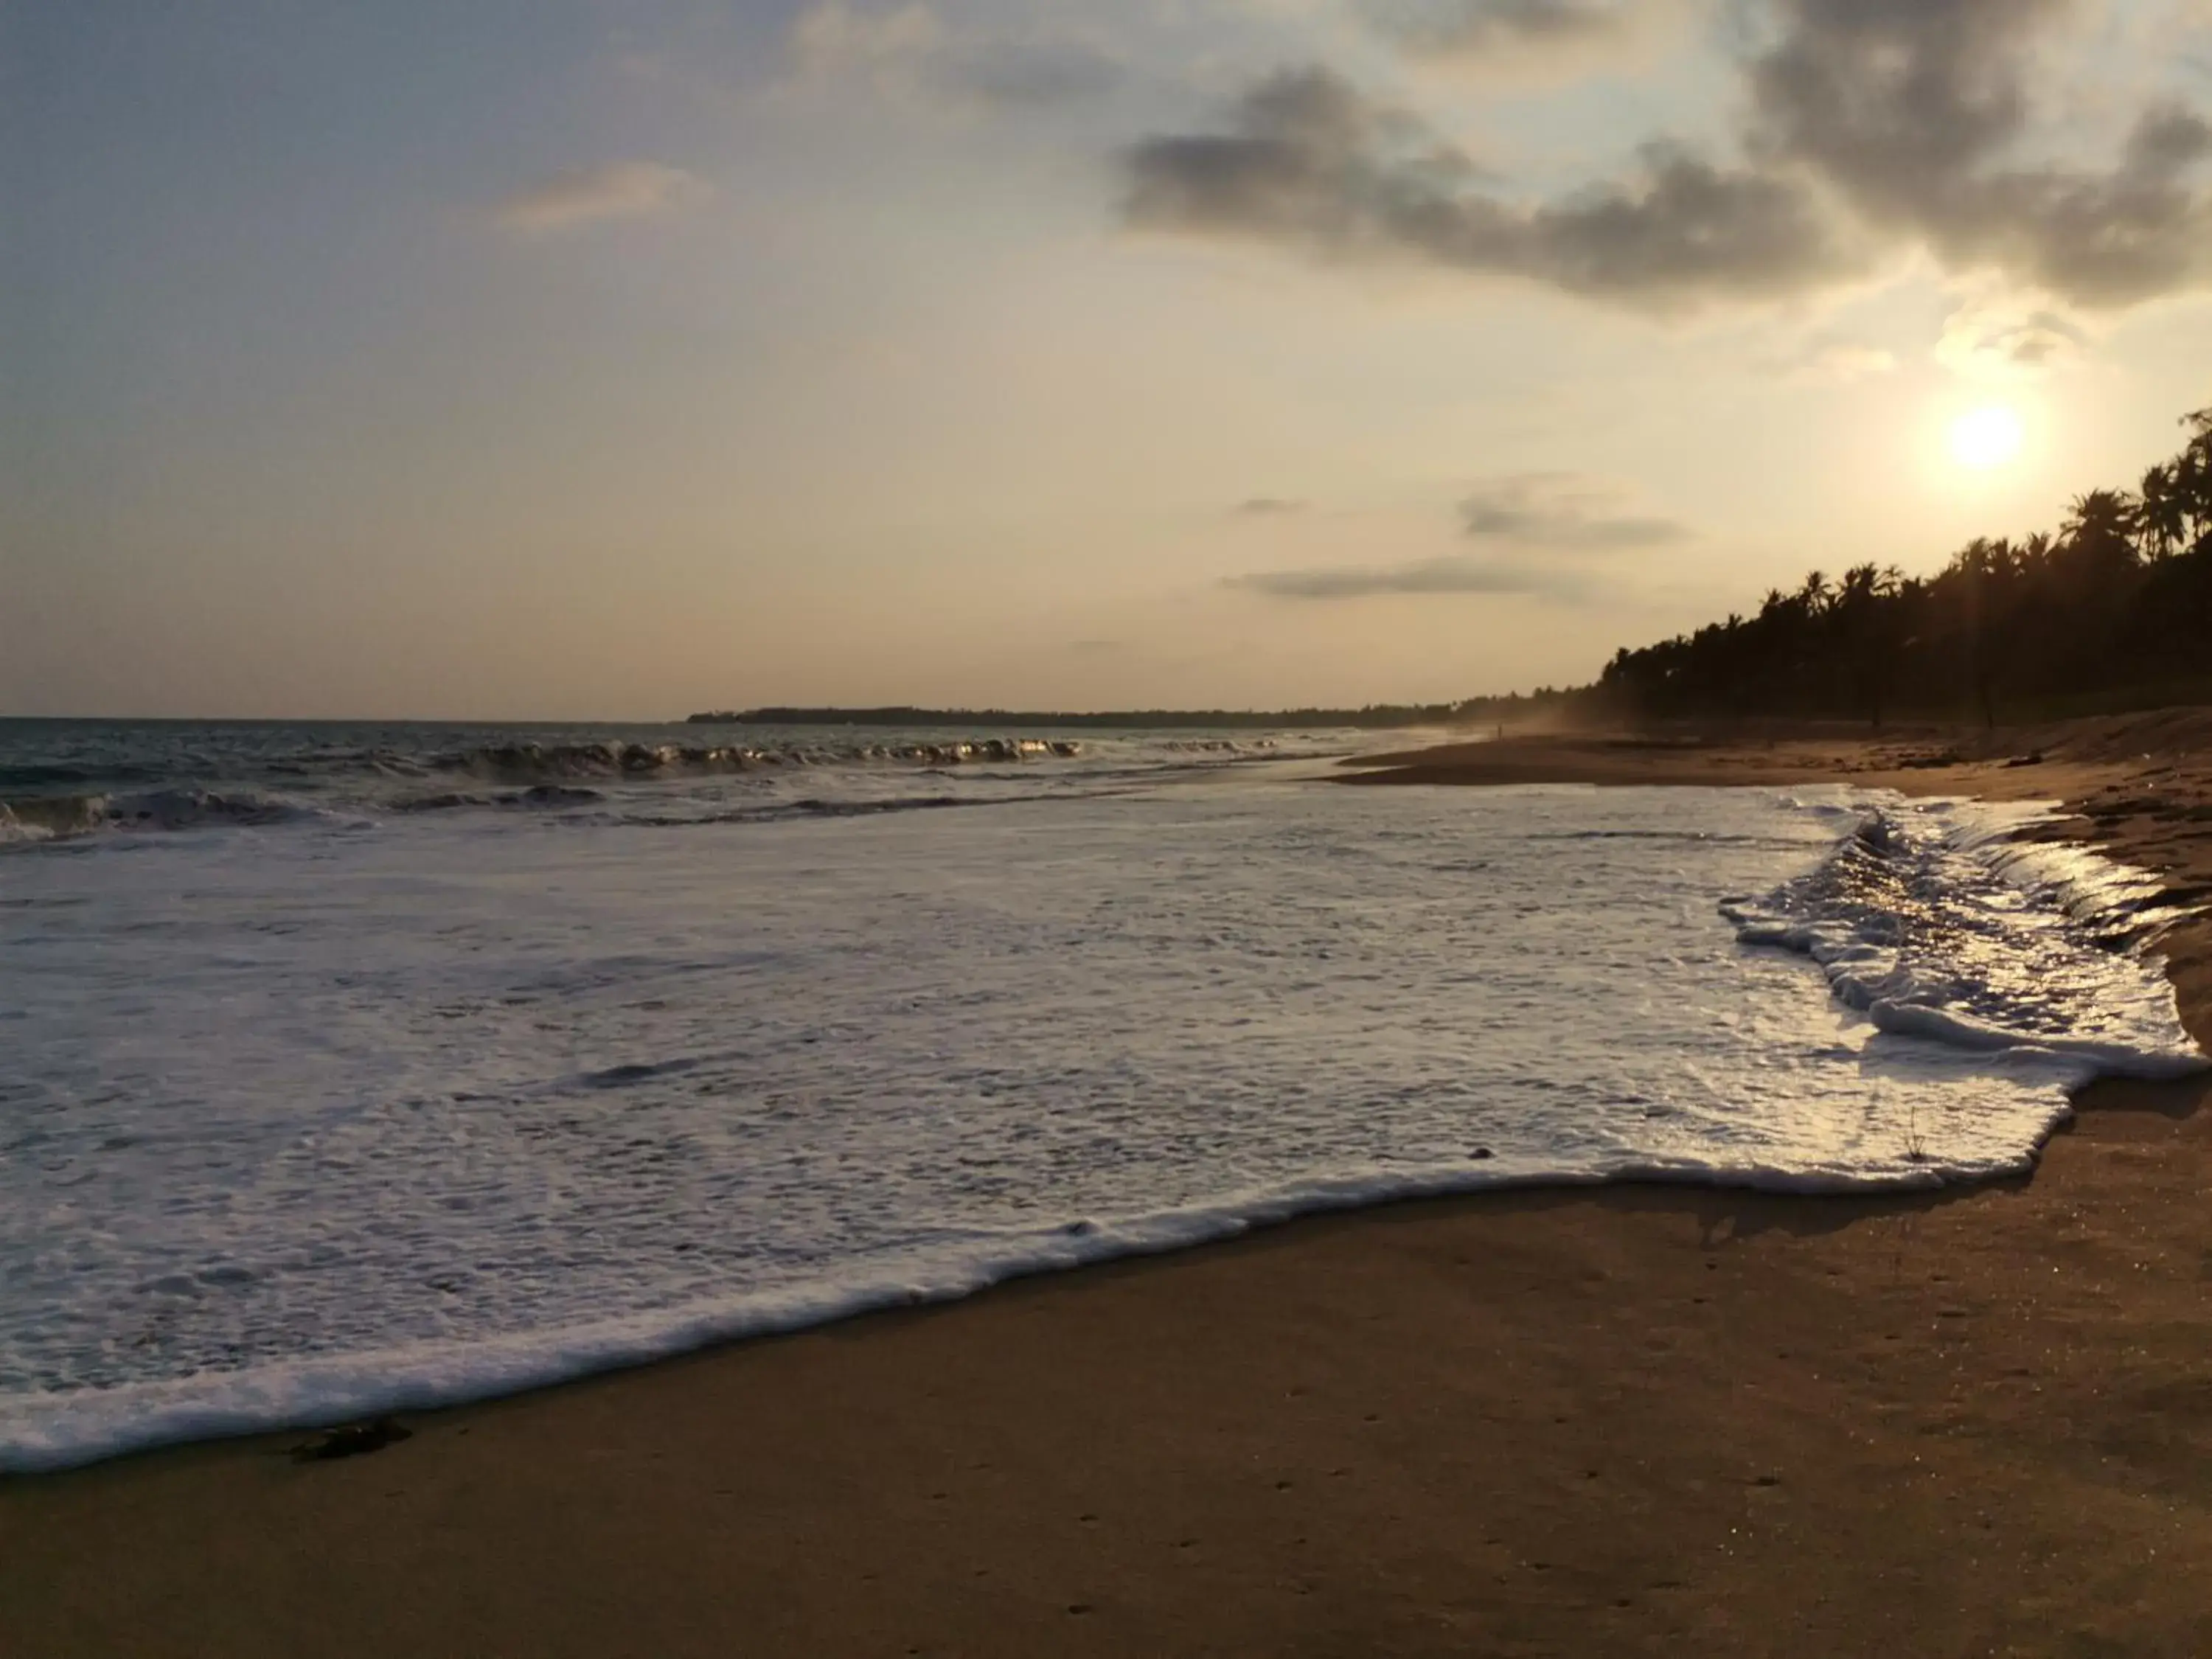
(6, 711, 2210, 1658)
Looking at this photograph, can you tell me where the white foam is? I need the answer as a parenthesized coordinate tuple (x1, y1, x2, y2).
(2, 781, 2200, 1471)
(0, 1144, 2064, 1475)
(0, 804, 49, 846)
(1722, 796, 2204, 1082)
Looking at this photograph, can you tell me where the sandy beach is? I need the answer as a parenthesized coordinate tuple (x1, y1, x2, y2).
(7, 712, 2210, 1658)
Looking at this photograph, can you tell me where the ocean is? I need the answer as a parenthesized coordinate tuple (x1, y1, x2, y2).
(1, 718, 2202, 1472)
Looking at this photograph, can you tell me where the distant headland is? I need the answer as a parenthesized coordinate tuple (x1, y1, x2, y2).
(684, 696, 1568, 731)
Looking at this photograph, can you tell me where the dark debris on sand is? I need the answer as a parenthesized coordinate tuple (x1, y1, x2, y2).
(289, 1418, 414, 1463)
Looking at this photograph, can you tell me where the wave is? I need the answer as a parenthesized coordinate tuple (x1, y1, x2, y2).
(0, 741, 1116, 846)
(10, 786, 2196, 1473)
(390, 785, 607, 814)
(0, 729, 1336, 852)
(0, 790, 335, 844)
(1722, 801, 2206, 1082)
(0, 799, 101, 844)
(380, 790, 1110, 830)
(681, 794, 981, 827)
(0, 776, 1137, 847)
(618, 790, 1159, 830)
(0, 761, 170, 792)
(435, 737, 1086, 782)
(0, 1138, 2068, 1475)
(1528, 829, 1806, 847)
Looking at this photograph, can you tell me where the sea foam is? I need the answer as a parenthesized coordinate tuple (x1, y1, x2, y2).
(1723, 799, 2202, 1081)
(1, 776, 2199, 1472)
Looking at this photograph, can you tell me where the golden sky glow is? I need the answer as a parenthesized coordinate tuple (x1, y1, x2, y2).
(5, 3, 2211, 717)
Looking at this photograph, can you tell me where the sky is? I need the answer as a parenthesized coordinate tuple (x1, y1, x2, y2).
(5, 0, 2211, 719)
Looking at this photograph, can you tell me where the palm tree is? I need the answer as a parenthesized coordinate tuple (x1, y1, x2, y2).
(1947, 539, 2011, 727)
(1587, 405, 2208, 723)
(2138, 464, 2185, 559)
(2176, 409, 2212, 554)
(2060, 489, 2140, 574)
(1834, 564, 1899, 727)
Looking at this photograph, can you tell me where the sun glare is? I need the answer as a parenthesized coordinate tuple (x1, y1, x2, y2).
(1949, 405, 2025, 471)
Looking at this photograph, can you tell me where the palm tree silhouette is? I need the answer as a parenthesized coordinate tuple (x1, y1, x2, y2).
(1592, 404, 2212, 723)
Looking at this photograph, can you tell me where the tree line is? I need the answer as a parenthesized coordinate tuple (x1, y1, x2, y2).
(1595, 407, 2212, 726)
(690, 692, 1576, 731)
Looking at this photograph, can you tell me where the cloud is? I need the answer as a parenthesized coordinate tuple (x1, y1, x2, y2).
(1227, 555, 1568, 599)
(1458, 473, 1690, 546)
(1371, 0, 1629, 53)
(1121, 1, 2212, 310)
(1121, 68, 1855, 307)
(785, 1, 1121, 111)
(1229, 472, 1683, 600)
(1745, 0, 2212, 307)
(1234, 497, 1307, 515)
(958, 41, 1123, 107)
(1935, 293, 2091, 375)
(493, 163, 706, 234)
(1363, 0, 1699, 80)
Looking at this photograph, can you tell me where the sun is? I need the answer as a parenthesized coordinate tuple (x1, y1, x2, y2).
(1949, 405, 2025, 471)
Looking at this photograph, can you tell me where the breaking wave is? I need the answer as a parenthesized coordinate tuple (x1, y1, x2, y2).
(431, 737, 1085, 782)
(0, 789, 335, 843)
(1722, 799, 2205, 1082)
(0, 726, 1334, 850)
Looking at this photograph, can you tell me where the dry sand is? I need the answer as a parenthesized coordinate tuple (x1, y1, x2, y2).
(6, 710, 2211, 1658)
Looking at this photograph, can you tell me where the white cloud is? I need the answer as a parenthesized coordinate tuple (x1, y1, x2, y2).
(492, 162, 709, 235)
(782, 1, 1121, 112)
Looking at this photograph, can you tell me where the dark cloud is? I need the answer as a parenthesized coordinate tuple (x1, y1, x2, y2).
(1747, 0, 2212, 305)
(1122, 69, 1854, 305)
(1975, 308, 2086, 366)
(1234, 496, 1307, 515)
(1935, 296, 2090, 372)
(1458, 474, 1689, 546)
(1231, 472, 1680, 599)
(1121, 1, 2212, 309)
(1227, 556, 1571, 599)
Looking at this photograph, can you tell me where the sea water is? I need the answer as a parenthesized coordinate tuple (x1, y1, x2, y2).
(1, 720, 2202, 1471)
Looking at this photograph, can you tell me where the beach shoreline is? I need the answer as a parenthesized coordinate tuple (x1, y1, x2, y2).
(1344, 707, 2212, 1048)
(7, 711, 2210, 1658)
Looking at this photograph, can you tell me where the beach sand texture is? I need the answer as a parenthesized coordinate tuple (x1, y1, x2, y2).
(6, 710, 2210, 1658)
